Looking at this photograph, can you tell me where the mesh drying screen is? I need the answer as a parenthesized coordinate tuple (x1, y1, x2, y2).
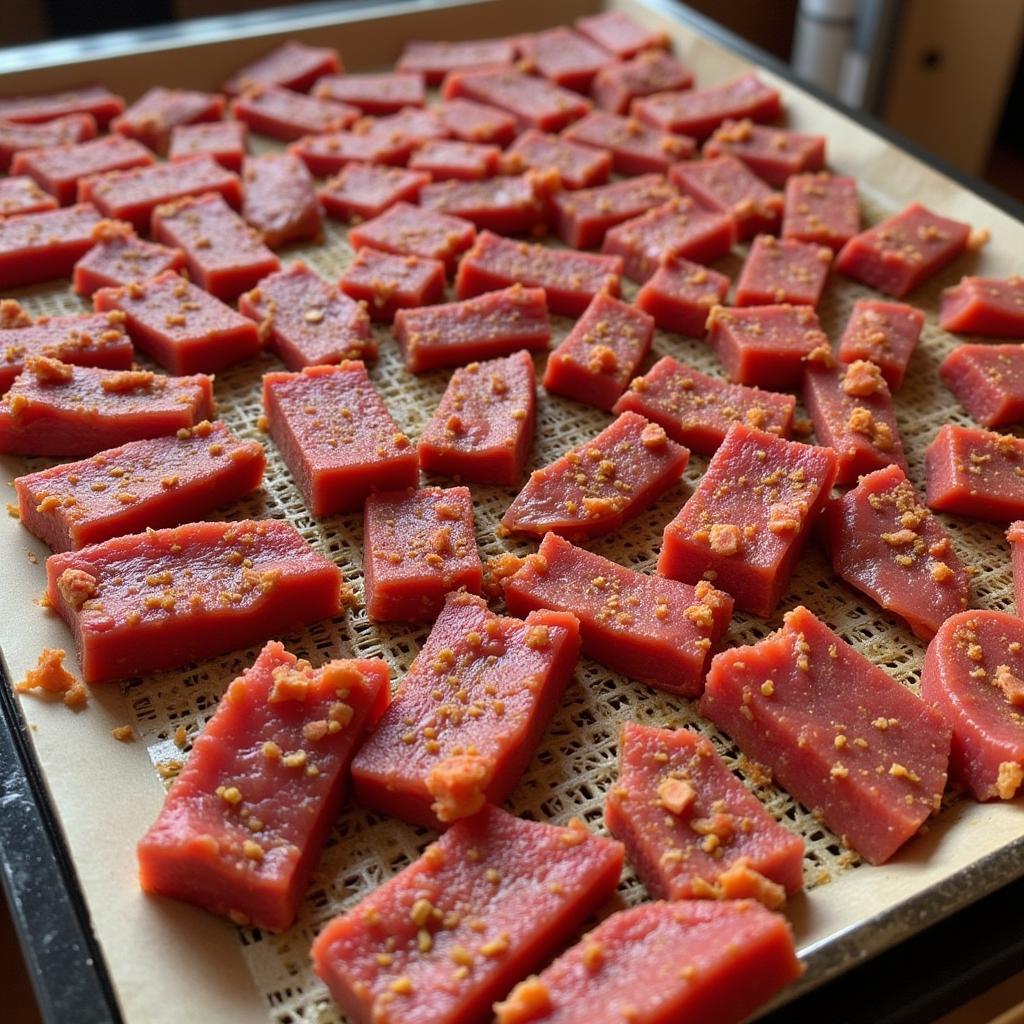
(9, 137, 1014, 1023)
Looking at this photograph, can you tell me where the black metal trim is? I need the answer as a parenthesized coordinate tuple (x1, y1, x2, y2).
(0, 658, 122, 1024)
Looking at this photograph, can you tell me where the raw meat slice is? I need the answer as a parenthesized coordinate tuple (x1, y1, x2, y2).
(79, 156, 242, 232)
(239, 261, 375, 369)
(16, 420, 265, 551)
(241, 152, 323, 248)
(701, 604, 951, 864)
(420, 172, 555, 235)
(704, 119, 825, 187)
(822, 464, 970, 640)
(503, 533, 732, 695)
(222, 40, 341, 95)
(351, 592, 581, 827)
(410, 139, 502, 181)
(151, 192, 280, 301)
(289, 128, 416, 177)
(95, 269, 261, 374)
(312, 805, 622, 1024)
(591, 50, 694, 115)
(363, 486, 482, 622)
(502, 411, 689, 541)
(734, 234, 832, 307)
(435, 98, 518, 146)
(339, 247, 446, 323)
(670, 155, 783, 240)
(707, 303, 829, 390)
(925, 424, 1024, 521)
(0, 176, 57, 216)
(834, 202, 972, 298)
(395, 284, 549, 373)
(940, 344, 1024, 428)
(0, 360, 212, 457)
(940, 275, 1024, 337)
(47, 519, 344, 683)
(552, 173, 677, 248)
(605, 722, 804, 900)
(575, 10, 669, 59)
(836, 299, 923, 391)
(658, 423, 837, 617)
(0, 84, 123, 127)
(0, 203, 102, 288)
(348, 201, 475, 274)
(313, 73, 426, 116)
(633, 255, 731, 334)
(230, 84, 358, 142)
(613, 355, 795, 454)
(0, 113, 97, 171)
(168, 120, 247, 171)
(456, 230, 622, 317)
(781, 172, 859, 251)
(519, 28, 608, 93)
(262, 361, 417, 516)
(542, 292, 653, 410)
(397, 38, 517, 83)
(563, 111, 695, 176)
(505, 130, 611, 190)
(112, 86, 225, 154)
(418, 350, 536, 486)
(494, 900, 801, 1024)
(319, 162, 430, 222)
(633, 72, 782, 140)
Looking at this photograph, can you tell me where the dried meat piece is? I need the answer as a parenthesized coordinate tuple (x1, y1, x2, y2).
(420, 172, 555, 236)
(112, 86, 225, 154)
(563, 111, 695, 176)
(222, 40, 341, 95)
(734, 234, 832, 307)
(348, 200, 475, 274)
(290, 128, 416, 177)
(704, 119, 825, 187)
(0, 113, 97, 172)
(633, 255, 731, 334)
(73, 219, 185, 297)
(591, 50, 694, 115)
(410, 139, 502, 181)
(319, 162, 430, 222)
(504, 130, 611, 190)
(925, 424, 1024, 521)
(435, 98, 518, 146)
(940, 344, 1024, 428)
(670, 155, 783, 240)
(0, 84, 123, 127)
(397, 37, 517, 83)
(575, 9, 670, 60)
(168, 120, 247, 171)
(552, 173, 677, 249)
(0, 175, 58, 217)
(836, 299, 923, 391)
(339, 247, 446, 323)
(231, 84, 358, 142)
(0, 203, 102, 288)
(781, 172, 859, 251)
(940, 275, 1024, 337)
(241, 153, 323, 249)
(519, 27, 608, 93)
(313, 72, 426, 116)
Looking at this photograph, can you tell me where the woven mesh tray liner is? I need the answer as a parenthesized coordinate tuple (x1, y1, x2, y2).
(10, 133, 1014, 1022)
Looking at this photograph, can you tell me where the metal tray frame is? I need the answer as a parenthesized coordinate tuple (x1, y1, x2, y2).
(1, 2, 1023, 1022)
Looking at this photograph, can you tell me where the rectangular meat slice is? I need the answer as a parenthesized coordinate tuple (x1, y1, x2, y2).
(503, 411, 689, 541)
(13, 134, 153, 206)
(591, 50, 694, 115)
(504, 130, 611, 190)
(420, 171, 554, 235)
(822, 464, 970, 640)
(925, 424, 1024, 521)
(836, 298, 923, 391)
(289, 128, 416, 177)
(940, 344, 1024, 428)
(47, 518, 344, 683)
(658, 423, 837, 616)
(364, 485, 482, 622)
(0, 202, 102, 288)
(519, 27, 608, 93)
(613, 355, 795, 454)
(494, 900, 801, 1024)
(112, 86, 225, 154)
(542, 292, 653, 410)
(348, 200, 475, 275)
(397, 37, 517, 83)
(0, 113, 97, 171)
(16, 420, 265, 551)
(140, 641, 386, 931)
(940, 275, 1024, 336)
(0, 172, 52, 214)
(701, 604, 951, 863)
(168, 120, 247, 171)
(366, 106, 450, 146)
(0, 306, 133, 395)
(241, 152, 322, 249)
(79, 156, 242, 232)
(313, 805, 622, 1024)
(835, 201, 972, 297)
(704, 119, 825, 187)
(606, 722, 804, 902)
(410, 139, 502, 181)
(575, 9, 669, 59)
(151, 192, 279, 300)
(563, 111, 695, 175)
(313, 72, 426, 115)
(803, 353, 907, 485)
(395, 284, 549, 373)
(319, 162, 429, 222)
(351, 592, 581, 827)
(633, 72, 782, 140)
(781, 172, 859, 251)
(0, 360, 212, 457)
(231, 84, 358, 142)
(707, 303, 829, 389)
(552, 173, 677, 248)
(504, 533, 732, 696)
(418, 350, 536, 486)
(670, 155, 783, 240)
(435, 97, 518, 146)
(94, 269, 261, 374)
(734, 234, 832, 307)
(263, 361, 417, 516)
(600, 197, 735, 284)
(0, 84, 124, 127)
(223, 40, 341, 95)
(922, 610, 1024, 801)
(634, 255, 731, 334)
(442, 67, 591, 133)
(456, 230, 622, 317)
(239, 261, 375, 369)
(339, 247, 446, 322)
